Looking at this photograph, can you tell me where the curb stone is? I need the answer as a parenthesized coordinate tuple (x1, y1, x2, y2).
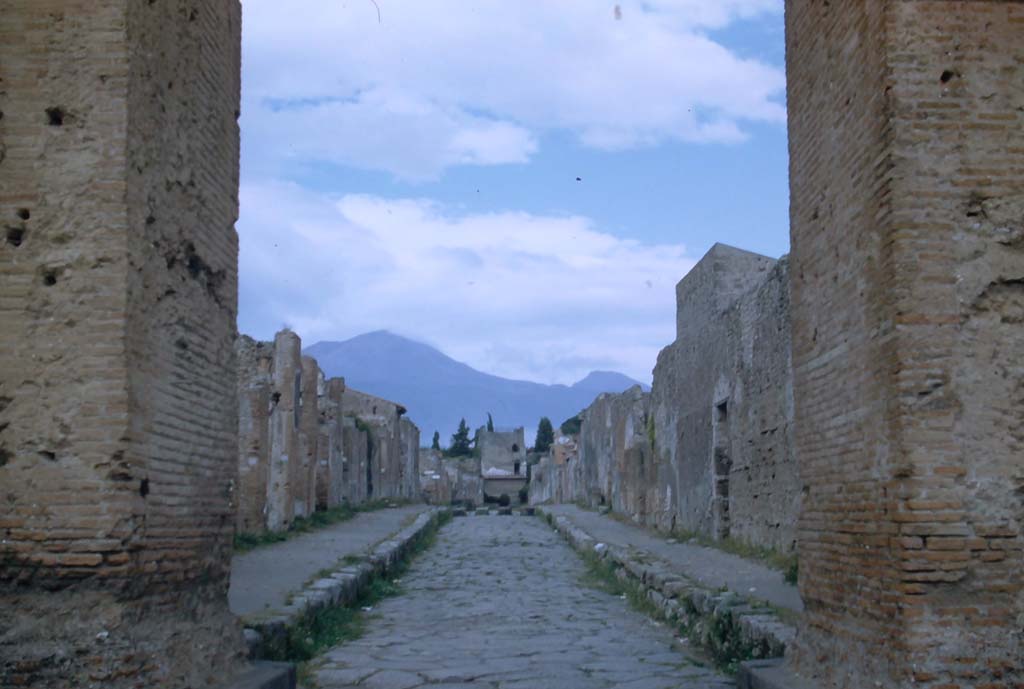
(241, 508, 449, 659)
(537, 506, 795, 670)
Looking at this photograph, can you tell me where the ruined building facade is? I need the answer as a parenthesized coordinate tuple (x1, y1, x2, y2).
(235, 330, 420, 535)
(533, 244, 798, 554)
(0, 2, 247, 686)
(785, 2, 1023, 686)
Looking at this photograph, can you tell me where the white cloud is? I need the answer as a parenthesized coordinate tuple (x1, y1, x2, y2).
(240, 0, 785, 180)
(238, 182, 695, 384)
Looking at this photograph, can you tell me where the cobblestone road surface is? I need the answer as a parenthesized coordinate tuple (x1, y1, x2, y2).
(311, 515, 733, 689)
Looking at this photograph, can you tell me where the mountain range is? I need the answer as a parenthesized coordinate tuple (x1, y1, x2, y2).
(304, 331, 647, 446)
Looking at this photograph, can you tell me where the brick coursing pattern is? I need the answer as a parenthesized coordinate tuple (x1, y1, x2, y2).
(785, 2, 1024, 687)
(0, 2, 246, 686)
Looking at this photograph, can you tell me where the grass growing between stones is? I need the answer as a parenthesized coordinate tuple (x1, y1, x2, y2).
(285, 510, 452, 686)
(233, 499, 413, 553)
(601, 509, 800, 584)
(577, 549, 661, 620)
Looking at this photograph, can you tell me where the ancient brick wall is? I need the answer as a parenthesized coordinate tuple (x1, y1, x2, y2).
(478, 428, 527, 475)
(545, 245, 797, 552)
(317, 376, 346, 509)
(235, 329, 434, 528)
(785, 1, 1023, 686)
(342, 416, 370, 504)
(419, 449, 453, 505)
(528, 452, 583, 506)
(445, 456, 485, 507)
(649, 245, 797, 551)
(576, 387, 655, 521)
(400, 416, 421, 499)
(295, 355, 320, 517)
(236, 335, 273, 532)
(267, 330, 301, 531)
(0, 2, 245, 686)
(342, 387, 420, 501)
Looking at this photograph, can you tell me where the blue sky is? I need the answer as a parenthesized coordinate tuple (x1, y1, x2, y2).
(237, 1, 789, 385)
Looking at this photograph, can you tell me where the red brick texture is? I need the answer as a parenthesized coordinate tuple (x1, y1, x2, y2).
(785, 1, 1023, 687)
(0, 2, 246, 686)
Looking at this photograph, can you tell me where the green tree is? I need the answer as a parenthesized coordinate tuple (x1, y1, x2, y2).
(560, 413, 583, 436)
(448, 418, 472, 457)
(486, 412, 494, 432)
(534, 417, 555, 454)
(431, 430, 441, 451)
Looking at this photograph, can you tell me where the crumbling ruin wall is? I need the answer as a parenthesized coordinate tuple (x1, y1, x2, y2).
(576, 386, 656, 523)
(399, 417, 420, 499)
(236, 336, 273, 533)
(445, 456, 485, 507)
(785, 1, 1023, 686)
(342, 416, 370, 504)
(317, 376, 346, 510)
(266, 330, 302, 531)
(649, 246, 797, 551)
(235, 329, 350, 531)
(342, 387, 420, 502)
(558, 245, 797, 552)
(529, 454, 575, 505)
(478, 427, 527, 476)
(419, 449, 453, 505)
(0, 2, 246, 686)
(295, 355, 320, 517)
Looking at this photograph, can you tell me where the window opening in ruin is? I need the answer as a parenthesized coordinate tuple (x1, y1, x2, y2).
(45, 106, 64, 126)
(366, 434, 375, 497)
(512, 443, 519, 452)
(514, 461, 521, 476)
(712, 399, 732, 540)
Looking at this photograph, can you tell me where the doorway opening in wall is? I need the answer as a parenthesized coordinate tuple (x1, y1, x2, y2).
(712, 399, 731, 540)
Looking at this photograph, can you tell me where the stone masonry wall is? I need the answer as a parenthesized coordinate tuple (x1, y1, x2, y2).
(342, 387, 420, 501)
(295, 355, 320, 517)
(235, 329, 355, 533)
(575, 386, 655, 521)
(266, 330, 302, 532)
(317, 376, 346, 510)
(785, 2, 1023, 687)
(478, 427, 527, 475)
(650, 245, 796, 552)
(561, 245, 797, 553)
(400, 416, 421, 499)
(0, 2, 246, 686)
(418, 448, 453, 505)
(236, 335, 273, 533)
(342, 416, 370, 505)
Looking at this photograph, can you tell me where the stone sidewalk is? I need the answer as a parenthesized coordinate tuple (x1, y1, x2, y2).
(543, 505, 802, 613)
(229, 504, 431, 618)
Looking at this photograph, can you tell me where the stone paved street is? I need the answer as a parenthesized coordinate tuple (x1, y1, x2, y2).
(311, 515, 733, 689)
